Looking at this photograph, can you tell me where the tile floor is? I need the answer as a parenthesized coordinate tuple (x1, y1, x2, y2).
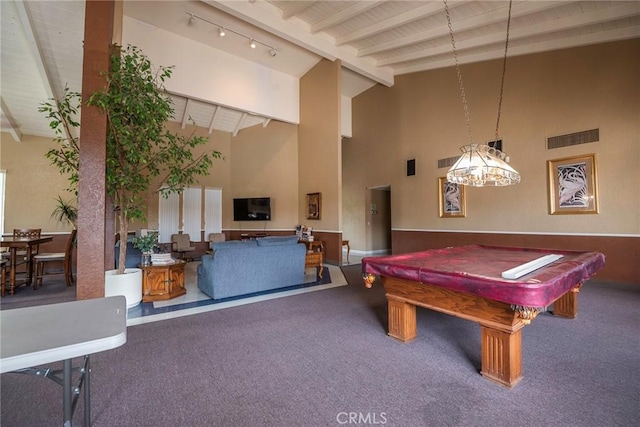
(126, 258, 352, 326)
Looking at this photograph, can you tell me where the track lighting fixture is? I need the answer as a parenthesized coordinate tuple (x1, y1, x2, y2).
(186, 12, 278, 55)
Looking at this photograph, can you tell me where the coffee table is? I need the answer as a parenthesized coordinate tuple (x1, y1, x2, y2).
(139, 260, 187, 302)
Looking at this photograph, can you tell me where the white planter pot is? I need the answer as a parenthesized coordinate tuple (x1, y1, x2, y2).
(105, 268, 142, 309)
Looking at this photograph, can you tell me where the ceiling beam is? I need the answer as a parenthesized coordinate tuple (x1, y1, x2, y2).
(281, 1, 314, 20)
(204, 0, 394, 87)
(208, 106, 220, 134)
(14, 1, 56, 100)
(359, 0, 576, 57)
(311, 1, 382, 33)
(337, 0, 469, 46)
(378, 2, 640, 67)
(233, 112, 248, 137)
(395, 25, 640, 75)
(0, 97, 22, 142)
(181, 98, 193, 129)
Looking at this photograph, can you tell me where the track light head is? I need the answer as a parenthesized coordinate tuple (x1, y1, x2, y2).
(185, 12, 279, 59)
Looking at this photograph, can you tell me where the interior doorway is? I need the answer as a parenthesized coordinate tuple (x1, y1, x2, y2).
(367, 185, 391, 255)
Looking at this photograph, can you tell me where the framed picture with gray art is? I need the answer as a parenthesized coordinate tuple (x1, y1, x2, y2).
(547, 154, 598, 215)
(438, 177, 466, 218)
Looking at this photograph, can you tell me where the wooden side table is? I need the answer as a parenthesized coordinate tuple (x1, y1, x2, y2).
(140, 260, 187, 302)
(342, 240, 350, 264)
(301, 240, 324, 253)
(305, 252, 323, 278)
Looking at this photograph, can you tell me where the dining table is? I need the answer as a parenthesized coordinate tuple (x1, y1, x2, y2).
(1, 235, 54, 295)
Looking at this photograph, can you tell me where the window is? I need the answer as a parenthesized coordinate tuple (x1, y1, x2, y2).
(0, 170, 5, 237)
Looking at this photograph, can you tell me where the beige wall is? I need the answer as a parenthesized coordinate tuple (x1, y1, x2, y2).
(299, 58, 344, 262)
(230, 120, 299, 231)
(4, 40, 637, 272)
(299, 58, 342, 232)
(1, 133, 74, 233)
(0, 119, 296, 236)
(344, 39, 640, 252)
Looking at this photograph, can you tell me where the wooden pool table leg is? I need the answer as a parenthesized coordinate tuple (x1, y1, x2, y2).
(386, 296, 417, 342)
(552, 284, 581, 318)
(480, 326, 523, 388)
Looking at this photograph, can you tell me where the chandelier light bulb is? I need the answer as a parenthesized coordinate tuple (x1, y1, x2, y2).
(250, 39, 256, 49)
(443, 0, 519, 187)
(219, 27, 226, 37)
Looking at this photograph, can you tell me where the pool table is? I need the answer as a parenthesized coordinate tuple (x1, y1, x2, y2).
(362, 245, 605, 387)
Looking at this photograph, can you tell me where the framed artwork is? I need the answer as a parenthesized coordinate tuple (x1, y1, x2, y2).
(306, 192, 321, 220)
(438, 177, 466, 218)
(547, 154, 598, 215)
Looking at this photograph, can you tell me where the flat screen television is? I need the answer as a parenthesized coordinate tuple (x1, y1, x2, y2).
(233, 197, 271, 221)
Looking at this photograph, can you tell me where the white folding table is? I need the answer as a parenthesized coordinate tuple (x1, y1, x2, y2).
(1, 296, 127, 426)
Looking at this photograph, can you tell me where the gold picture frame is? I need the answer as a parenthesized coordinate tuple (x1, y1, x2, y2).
(306, 192, 321, 220)
(547, 153, 598, 215)
(438, 177, 466, 218)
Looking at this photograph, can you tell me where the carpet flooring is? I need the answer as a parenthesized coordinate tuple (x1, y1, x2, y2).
(1, 264, 639, 426)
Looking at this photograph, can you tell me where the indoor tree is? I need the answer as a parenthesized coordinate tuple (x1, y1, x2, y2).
(43, 45, 222, 274)
(39, 85, 80, 229)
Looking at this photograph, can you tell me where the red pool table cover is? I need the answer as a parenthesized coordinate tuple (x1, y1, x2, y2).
(361, 245, 605, 307)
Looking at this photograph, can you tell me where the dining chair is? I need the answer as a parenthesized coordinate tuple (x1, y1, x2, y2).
(33, 229, 77, 289)
(171, 233, 195, 261)
(13, 228, 42, 239)
(0, 258, 8, 297)
(208, 232, 226, 244)
(206, 233, 226, 255)
(12, 228, 42, 277)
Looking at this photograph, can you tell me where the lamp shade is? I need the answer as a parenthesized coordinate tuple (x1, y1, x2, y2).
(447, 144, 520, 187)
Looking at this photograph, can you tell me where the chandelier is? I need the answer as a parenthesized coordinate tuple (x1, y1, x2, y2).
(444, 0, 520, 187)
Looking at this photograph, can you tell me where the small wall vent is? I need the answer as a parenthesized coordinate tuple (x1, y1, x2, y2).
(438, 156, 459, 169)
(547, 128, 599, 149)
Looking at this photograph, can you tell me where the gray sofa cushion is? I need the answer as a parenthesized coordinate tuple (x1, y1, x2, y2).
(212, 240, 258, 251)
(114, 236, 142, 269)
(256, 236, 299, 246)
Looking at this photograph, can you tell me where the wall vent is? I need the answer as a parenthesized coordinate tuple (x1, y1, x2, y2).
(438, 156, 459, 169)
(547, 128, 599, 149)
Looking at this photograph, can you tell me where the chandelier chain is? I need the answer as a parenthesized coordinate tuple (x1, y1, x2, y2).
(494, 0, 513, 141)
(444, 0, 474, 144)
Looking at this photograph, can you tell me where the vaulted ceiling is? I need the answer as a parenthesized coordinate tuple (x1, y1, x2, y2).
(2, 1, 638, 141)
